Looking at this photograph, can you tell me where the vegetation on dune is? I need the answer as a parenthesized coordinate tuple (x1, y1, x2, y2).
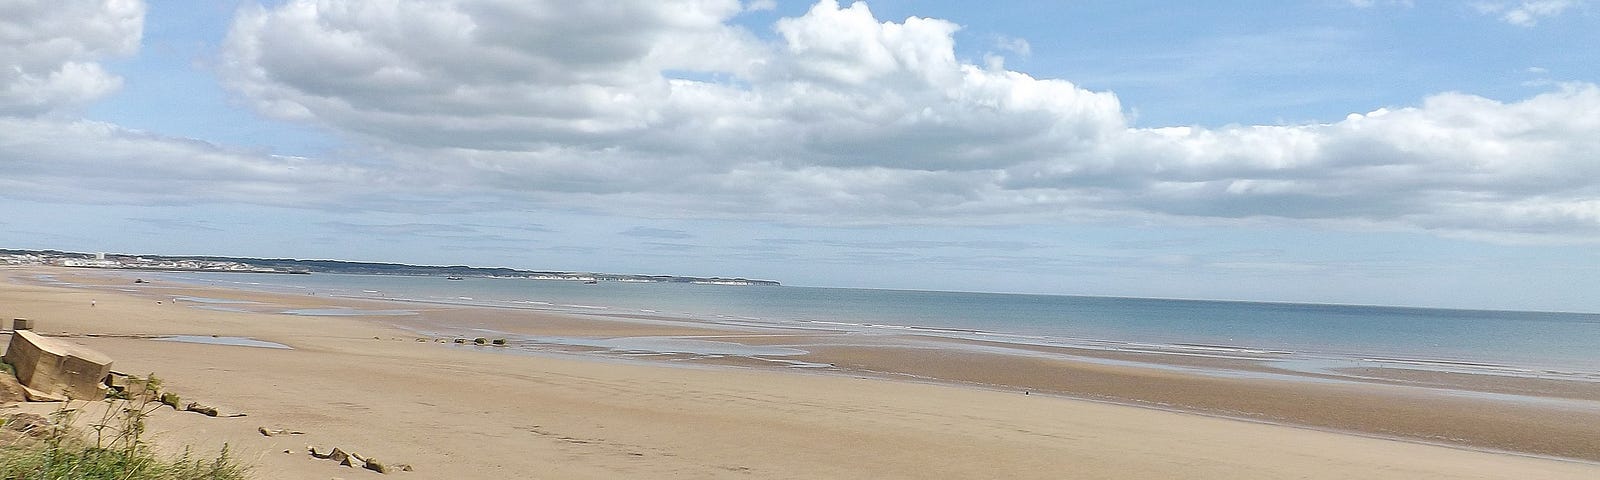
(0, 375, 249, 480)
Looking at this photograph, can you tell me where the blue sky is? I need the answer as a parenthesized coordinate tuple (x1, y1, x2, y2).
(2, 0, 1597, 312)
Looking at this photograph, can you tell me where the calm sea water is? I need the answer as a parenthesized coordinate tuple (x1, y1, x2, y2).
(144, 271, 1600, 375)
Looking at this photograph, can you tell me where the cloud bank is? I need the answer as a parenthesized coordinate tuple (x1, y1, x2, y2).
(4, 0, 1597, 243)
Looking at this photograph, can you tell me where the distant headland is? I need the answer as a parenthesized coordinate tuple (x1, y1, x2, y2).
(0, 248, 780, 286)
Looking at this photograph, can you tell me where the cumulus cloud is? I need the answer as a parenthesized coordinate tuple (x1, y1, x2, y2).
(1008, 85, 1600, 238)
(203, 0, 1600, 242)
(220, 0, 1122, 174)
(0, 0, 144, 115)
(0, 0, 379, 208)
(5, 0, 1597, 245)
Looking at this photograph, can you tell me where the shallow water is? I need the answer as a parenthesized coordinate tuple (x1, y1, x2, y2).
(172, 296, 260, 304)
(136, 271, 1600, 379)
(278, 307, 417, 316)
(156, 335, 292, 349)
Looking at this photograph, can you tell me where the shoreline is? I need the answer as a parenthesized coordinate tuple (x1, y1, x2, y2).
(75, 268, 1600, 383)
(4, 265, 1599, 478)
(100, 269, 1600, 396)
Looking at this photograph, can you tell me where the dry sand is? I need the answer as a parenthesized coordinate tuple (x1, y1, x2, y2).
(2, 266, 1598, 479)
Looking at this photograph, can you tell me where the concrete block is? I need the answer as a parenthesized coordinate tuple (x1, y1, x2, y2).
(2, 330, 112, 400)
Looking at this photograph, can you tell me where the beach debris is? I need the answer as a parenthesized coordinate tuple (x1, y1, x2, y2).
(104, 372, 129, 393)
(183, 401, 245, 417)
(103, 371, 160, 401)
(184, 402, 218, 417)
(309, 445, 412, 473)
(491, 338, 507, 346)
(332, 448, 359, 467)
(159, 392, 182, 408)
(328, 447, 351, 464)
(473, 337, 488, 345)
(2, 330, 112, 400)
(259, 426, 305, 437)
(453, 338, 466, 344)
(363, 457, 389, 473)
(19, 387, 66, 402)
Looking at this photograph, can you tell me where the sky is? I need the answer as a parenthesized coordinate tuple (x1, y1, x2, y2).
(1, 0, 1597, 312)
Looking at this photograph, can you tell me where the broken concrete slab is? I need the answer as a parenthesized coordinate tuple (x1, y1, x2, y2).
(20, 385, 66, 402)
(2, 330, 112, 400)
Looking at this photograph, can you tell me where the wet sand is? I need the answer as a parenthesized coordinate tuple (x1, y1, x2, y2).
(3, 266, 1598, 479)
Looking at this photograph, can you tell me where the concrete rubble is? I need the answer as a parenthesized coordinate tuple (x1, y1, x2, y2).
(310, 445, 413, 474)
(3, 329, 113, 401)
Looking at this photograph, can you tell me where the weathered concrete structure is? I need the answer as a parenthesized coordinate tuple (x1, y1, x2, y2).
(3, 330, 112, 400)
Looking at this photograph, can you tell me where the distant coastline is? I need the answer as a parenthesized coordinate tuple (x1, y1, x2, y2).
(0, 248, 780, 286)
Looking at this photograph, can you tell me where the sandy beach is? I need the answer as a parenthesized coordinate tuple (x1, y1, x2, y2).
(3, 266, 1598, 479)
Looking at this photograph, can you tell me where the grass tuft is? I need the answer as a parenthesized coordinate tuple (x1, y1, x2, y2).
(0, 374, 249, 480)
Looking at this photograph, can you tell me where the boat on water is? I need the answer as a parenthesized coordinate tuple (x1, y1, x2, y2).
(446, 276, 464, 281)
(583, 279, 598, 284)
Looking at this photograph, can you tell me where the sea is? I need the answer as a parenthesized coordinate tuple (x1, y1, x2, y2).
(133, 271, 1600, 380)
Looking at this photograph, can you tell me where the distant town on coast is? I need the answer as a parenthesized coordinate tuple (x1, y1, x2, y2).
(0, 248, 780, 286)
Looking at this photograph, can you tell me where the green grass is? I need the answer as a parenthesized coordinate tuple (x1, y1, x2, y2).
(0, 442, 246, 480)
(0, 375, 250, 480)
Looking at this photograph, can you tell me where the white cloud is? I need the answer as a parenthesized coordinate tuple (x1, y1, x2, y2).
(993, 35, 1031, 57)
(1475, 0, 1584, 27)
(0, 0, 372, 208)
(1011, 84, 1600, 238)
(0, 117, 373, 206)
(4, 0, 1598, 245)
(206, 0, 1600, 241)
(220, 0, 1123, 168)
(0, 0, 144, 115)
